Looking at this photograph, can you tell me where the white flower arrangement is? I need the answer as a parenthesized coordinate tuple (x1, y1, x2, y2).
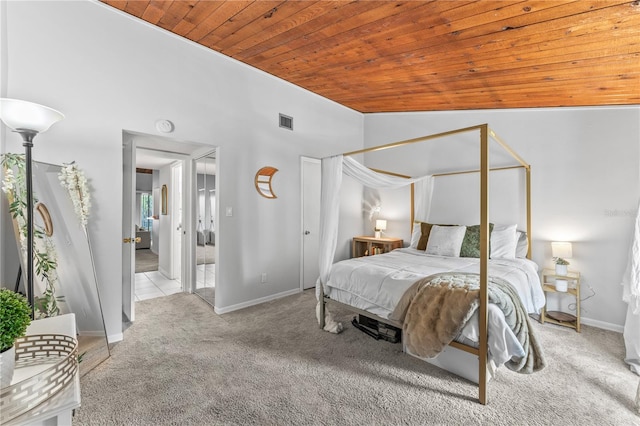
(59, 162, 91, 227)
(2, 168, 15, 194)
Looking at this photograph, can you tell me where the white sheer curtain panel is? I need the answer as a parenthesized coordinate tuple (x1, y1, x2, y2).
(316, 155, 344, 333)
(342, 156, 432, 190)
(622, 201, 640, 375)
(414, 176, 435, 223)
(316, 154, 433, 332)
(318, 155, 343, 294)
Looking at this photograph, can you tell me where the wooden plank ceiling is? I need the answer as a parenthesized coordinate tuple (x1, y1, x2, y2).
(101, 0, 640, 113)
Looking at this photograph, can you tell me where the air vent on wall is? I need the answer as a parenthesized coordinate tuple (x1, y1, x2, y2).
(279, 113, 293, 130)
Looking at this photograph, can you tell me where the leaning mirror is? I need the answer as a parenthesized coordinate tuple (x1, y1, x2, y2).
(194, 153, 216, 306)
(2, 157, 110, 376)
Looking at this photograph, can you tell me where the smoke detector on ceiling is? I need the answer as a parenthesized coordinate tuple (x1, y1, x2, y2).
(155, 119, 174, 133)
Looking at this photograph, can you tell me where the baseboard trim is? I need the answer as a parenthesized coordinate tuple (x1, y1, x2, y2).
(214, 288, 301, 315)
(581, 317, 623, 333)
(79, 330, 109, 337)
(158, 267, 170, 279)
(108, 333, 124, 344)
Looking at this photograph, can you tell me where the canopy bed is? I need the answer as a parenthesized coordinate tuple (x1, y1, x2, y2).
(316, 124, 544, 405)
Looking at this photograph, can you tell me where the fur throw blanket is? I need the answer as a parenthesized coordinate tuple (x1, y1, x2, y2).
(390, 273, 545, 374)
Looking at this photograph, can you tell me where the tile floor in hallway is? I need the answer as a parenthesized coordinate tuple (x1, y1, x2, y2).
(135, 271, 182, 301)
(135, 264, 216, 302)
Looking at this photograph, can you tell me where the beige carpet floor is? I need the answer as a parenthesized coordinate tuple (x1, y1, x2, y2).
(74, 291, 639, 425)
(134, 249, 158, 273)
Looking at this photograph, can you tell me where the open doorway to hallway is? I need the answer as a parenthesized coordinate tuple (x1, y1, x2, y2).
(133, 165, 181, 301)
(122, 131, 215, 326)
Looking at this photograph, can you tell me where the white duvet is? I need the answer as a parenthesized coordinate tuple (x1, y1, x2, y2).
(324, 248, 545, 365)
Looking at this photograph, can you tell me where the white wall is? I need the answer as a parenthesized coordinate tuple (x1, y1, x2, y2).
(136, 172, 152, 192)
(0, 1, 363, 341)
(364, 107, 640, 329)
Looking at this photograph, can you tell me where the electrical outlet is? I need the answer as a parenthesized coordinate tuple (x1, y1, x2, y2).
(261, 273, 267, 283)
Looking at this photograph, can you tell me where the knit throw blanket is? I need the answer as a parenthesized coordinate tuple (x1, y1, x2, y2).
(390, 273, 546, 374)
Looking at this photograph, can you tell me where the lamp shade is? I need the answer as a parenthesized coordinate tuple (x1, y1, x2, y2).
(375, 219, 387, 231)
(551, 241, 572, 259)
(0, 98, 64, 133)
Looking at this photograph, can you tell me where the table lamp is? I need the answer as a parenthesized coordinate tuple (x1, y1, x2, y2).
(375, 219, 387, 239)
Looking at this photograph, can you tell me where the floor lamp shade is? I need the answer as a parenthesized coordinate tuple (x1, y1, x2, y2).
(0, 98, 64, 133)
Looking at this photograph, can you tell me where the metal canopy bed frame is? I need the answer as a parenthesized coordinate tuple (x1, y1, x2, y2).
(318, 124, 532, 405)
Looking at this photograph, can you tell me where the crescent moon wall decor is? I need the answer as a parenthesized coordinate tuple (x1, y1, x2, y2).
(255, 166, 278, 199)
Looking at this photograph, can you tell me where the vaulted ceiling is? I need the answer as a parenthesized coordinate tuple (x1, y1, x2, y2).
(101, 0, 640, 113)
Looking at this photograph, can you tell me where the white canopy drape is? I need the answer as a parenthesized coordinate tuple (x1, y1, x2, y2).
(622, 201, 640, 375)
(316, 154, 433, 332)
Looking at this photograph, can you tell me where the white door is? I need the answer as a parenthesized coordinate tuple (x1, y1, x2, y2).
(301, 157, 321, 289)
(171, 163, 183, 280)
(122, 137, 136, 322)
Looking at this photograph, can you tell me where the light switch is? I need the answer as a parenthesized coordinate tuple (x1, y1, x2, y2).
(226, 207, 233, 217)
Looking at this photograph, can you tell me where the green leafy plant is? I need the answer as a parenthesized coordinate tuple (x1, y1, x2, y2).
(2, 154, 63, 318)
(554, 257, 570, 265)
(0, 288, 31, 353)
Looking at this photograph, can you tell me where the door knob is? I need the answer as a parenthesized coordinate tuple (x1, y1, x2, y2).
(304, 230, 311, 235)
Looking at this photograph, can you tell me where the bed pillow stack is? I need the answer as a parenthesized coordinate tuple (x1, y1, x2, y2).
(515, 231, 529, 257)
(411, 221, 524, 258)
(490, 224, 518, 259)
(459, 224, 494, 258)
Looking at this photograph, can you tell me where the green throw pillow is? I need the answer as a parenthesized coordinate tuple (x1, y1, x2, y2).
(459, 224, 494, 258)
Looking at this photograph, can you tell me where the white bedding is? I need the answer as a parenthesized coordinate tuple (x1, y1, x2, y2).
(324, 248, 545, 365)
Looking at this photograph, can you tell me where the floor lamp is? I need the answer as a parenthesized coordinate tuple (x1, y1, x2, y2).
(0, 98, 64, 318)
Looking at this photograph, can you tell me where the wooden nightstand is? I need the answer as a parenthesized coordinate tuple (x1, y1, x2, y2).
(352, 236, 403, 258)
(539, 268, 581, 332)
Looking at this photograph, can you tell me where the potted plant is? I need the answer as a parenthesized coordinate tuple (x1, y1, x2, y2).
(0, 288, 31, 387)
(554, 256, 570, 276)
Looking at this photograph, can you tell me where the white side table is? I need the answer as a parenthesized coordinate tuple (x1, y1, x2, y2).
(540, 269, 581, 332)
(4, 314, 81, 426)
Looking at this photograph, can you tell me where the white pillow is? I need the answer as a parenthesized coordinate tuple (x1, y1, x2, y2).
(490, 224, 517, 259)
(515, 231, 528, 258)
(409, 222, 422, 249)
(425, 225, 467, 257)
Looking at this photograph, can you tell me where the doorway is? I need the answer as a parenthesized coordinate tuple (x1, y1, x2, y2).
(133, 169, 158, 275)
(131, 150, 185, 303)
(171, 163, 182, 280)
(122, 131, 211, 325)
(301, 156, 321, 290)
